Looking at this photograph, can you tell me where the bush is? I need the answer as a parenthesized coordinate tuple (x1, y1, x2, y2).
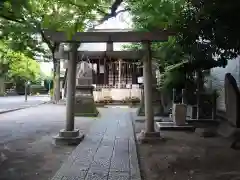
(123, 96, 140, 103)
(103, 96, 113, 103)
(30, 84, 48, 95)
(16, 81, 29, 95)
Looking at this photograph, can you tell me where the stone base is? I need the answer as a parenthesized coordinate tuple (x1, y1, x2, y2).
(75, 96, 99, 117)
(53, 129, 85, 146)
(156, 122, 195, 131)
(136, 130, 164, 144)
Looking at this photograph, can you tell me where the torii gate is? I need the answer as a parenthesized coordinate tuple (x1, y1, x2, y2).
(44, 29, 174, 145)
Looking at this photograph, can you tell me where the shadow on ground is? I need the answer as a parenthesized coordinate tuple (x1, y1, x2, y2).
(134, 121, 240, 180)
(0, 104, 96, 180)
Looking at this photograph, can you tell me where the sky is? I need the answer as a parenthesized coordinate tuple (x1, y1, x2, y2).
(40, 11, 132, 76)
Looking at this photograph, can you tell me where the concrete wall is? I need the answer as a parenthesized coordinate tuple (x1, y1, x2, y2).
(207, 57, 240, 111)
(93, 88, 142, 101)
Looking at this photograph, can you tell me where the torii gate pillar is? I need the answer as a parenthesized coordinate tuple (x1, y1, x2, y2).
(53, 43, 84, 145)
(137, 41, 162, 143)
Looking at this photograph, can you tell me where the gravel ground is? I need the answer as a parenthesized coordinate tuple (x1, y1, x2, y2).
(134, 120, 240, 180)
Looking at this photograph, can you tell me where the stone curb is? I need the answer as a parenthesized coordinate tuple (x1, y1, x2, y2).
(0, 101, 50, 115)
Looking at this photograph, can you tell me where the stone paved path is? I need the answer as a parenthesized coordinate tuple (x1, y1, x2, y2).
(51, 107, 141, 180)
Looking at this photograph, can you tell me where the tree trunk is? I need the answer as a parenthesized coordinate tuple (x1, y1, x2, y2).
(53, 59, 61, 102)
(0, 76, 5, 96)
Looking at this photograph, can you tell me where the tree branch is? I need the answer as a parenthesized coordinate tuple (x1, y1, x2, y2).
(98, 0, 129, 22)
(0, 13, 24, 23)
(99, 8, 130, 23)
(40, 29, 54, 50)
(68, 0, 129, 29)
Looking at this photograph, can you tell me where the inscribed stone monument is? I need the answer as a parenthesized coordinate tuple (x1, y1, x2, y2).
(224, 73, 240, 127)
(217, 73, 240, 149)
(75, 61, 98, 117)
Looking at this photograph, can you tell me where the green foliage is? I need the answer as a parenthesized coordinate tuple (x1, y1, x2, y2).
(8, 53, 40, 82)
(15, 81, 30, 95)
(127, 0, 240, 94)
(0, 41, 40, 82)
(128, 0, 185, 30)
(0, 0, 114, 62)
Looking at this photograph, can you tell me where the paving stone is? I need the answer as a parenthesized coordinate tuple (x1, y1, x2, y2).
(71, 160, 90, 171)
(85, 171, 108, 180)
(88, 165, 109, 174)
(91, 158, 111, 169)
(110, 155, 130, 172)
(51, 107, 141, 180)
(108, 172, 130, 180)
(52, 169, 87, 180)
(94, 145, 114, 159)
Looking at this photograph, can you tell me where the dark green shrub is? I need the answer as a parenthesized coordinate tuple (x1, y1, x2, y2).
(30, 84, 48, 94)
(16, 81, 29, 95)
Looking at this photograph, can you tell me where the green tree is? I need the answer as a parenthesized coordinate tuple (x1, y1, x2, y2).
(7, 53, 40, 82)
(0, 40, 40, 94)
(0, 41, 40, 82)
(0, 0, 128, 102)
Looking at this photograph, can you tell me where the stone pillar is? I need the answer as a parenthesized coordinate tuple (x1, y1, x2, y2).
(53, 43, 84, 146)
(143, 42, 154, 133)
(66, 47, 77, 131)
(137, 41, 161, 143)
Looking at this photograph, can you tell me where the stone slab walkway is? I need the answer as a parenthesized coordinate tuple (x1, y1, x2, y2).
(51, 107, 141, 180)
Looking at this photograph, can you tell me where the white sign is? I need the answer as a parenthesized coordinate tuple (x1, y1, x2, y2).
(138, 76, 143, 84)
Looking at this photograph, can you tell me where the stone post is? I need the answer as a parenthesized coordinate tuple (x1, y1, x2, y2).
(66, 44, 77, 131)
(143, 42, 154, 133)
(53, 43, 84, 146)
(138, 41, 161, 143)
